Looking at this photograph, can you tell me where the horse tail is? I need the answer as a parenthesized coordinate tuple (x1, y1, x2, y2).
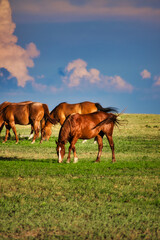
(95, 103, 118, 113)
(43, 104, 57, 125)
(92, 113, 120, 130)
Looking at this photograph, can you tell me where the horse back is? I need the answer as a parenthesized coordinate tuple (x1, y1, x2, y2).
(80, 101, 97, 114)
(69, 112, 114, 139)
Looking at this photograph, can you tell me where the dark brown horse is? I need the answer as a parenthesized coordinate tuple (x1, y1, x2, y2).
(56, 111, 120, 163)
(0, 101, 33, 139)
(0, 102, 56, 144)
(41, 101, 117, 141)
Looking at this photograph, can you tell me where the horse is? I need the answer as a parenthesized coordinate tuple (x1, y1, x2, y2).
(56, 111, 120, 163)
(0, 102, 56, 144)
(0, 101, 34, 139)
(41, 101, 117, 142)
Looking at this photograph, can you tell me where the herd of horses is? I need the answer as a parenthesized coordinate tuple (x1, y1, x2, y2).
(0, 101, 120, 163)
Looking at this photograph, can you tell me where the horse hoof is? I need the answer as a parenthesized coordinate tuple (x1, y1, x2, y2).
(15, 142, 19, 144)
(73, 157, 78, 163)
(31, 141, 35, 144)
(28, 134, 34, 140)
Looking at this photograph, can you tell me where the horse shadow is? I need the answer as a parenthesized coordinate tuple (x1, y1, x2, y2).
(0, 156, 58, 163)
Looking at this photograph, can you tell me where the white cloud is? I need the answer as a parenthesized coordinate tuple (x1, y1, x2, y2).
(0, 0, 40, 87)
(154, 76, 160, 86)
(63, 59, 133, 92)
(140, 69, 151, 79)
(63, 59, 100, 87)
(12, 0, 160, 23)
(31, 81, 47, 91)
(102, 75, 133, 92)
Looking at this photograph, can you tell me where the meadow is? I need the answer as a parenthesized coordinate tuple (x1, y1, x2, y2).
(0, 114, 159, 240)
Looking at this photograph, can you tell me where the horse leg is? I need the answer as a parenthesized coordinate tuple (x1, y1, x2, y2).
(32, 121, 40, 144)
(106, 135, 116, 163)
(28, 125, 34, 140)
(3, 125, 11, 143)
(72, 145, 78, 163)
(94, 136, 97, 144)
(67, 145, 72, 163)
(67, 138, 78, 163)
(95, 135, 103, 162)
(0, 122, 5, 136)
(9, 122, 19, 144)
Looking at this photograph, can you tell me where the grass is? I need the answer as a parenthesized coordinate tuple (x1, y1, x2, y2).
(0, 114, 160, 239)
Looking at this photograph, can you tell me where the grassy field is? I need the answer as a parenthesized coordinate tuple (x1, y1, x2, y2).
(0, 114, 159, 240)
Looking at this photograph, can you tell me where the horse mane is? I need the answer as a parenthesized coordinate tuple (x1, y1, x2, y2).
(95, 103, 118, 113)
(58, 114, 71, 144)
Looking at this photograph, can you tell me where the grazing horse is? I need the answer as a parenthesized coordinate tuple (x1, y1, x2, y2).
(0, 102, 56, 144)
(0, 101, 33, 139)
(41, 101, 117, 141)
(56, 111, 120, 163)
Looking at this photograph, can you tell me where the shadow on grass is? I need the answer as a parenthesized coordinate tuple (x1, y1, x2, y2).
(0, 156, 58, 164)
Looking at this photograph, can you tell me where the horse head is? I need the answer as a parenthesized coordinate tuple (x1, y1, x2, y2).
(41, 125, 52, 141)
(56, 140, 65, 163)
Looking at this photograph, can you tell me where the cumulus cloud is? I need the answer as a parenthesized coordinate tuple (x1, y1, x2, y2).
(140, 69, 151, 79)
(62, 59, 133, 92)
(0, 0, 40, 87)
(63, 59, 100, 87)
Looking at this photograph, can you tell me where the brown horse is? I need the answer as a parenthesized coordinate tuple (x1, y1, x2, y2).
(41, 101, 117, 141)
(56, 111, 120, 163)
(0, 101, 34, 139)
(0, 102, 56, 144)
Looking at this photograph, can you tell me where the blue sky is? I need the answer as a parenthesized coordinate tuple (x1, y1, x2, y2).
(0, 0, 160, 114)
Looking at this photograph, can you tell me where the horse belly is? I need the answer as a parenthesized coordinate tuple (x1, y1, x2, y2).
(80, 127, 97, 139)
(14, 113, 29, 125)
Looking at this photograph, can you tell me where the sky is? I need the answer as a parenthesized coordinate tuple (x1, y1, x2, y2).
(0, 0, 160, 114)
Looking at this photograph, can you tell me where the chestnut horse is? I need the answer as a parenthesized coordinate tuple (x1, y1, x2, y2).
(56, 111, 120, 163)
(0, 101, 33, 139)
(0, 102, 56, 144)
(41, 101, 117, 141)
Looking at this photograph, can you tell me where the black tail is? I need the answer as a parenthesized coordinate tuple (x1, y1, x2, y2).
(95, 103, 118, 113)
(92, 114, 120, 130)
(43, 104, 57, 125)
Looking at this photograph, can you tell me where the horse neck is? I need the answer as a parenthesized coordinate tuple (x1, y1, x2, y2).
(59, 121, 70, 144)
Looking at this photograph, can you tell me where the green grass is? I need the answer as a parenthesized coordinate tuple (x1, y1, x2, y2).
(0, 114, 160, 239)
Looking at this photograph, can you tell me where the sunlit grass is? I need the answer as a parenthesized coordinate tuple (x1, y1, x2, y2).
(0, 114, 160, 239)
